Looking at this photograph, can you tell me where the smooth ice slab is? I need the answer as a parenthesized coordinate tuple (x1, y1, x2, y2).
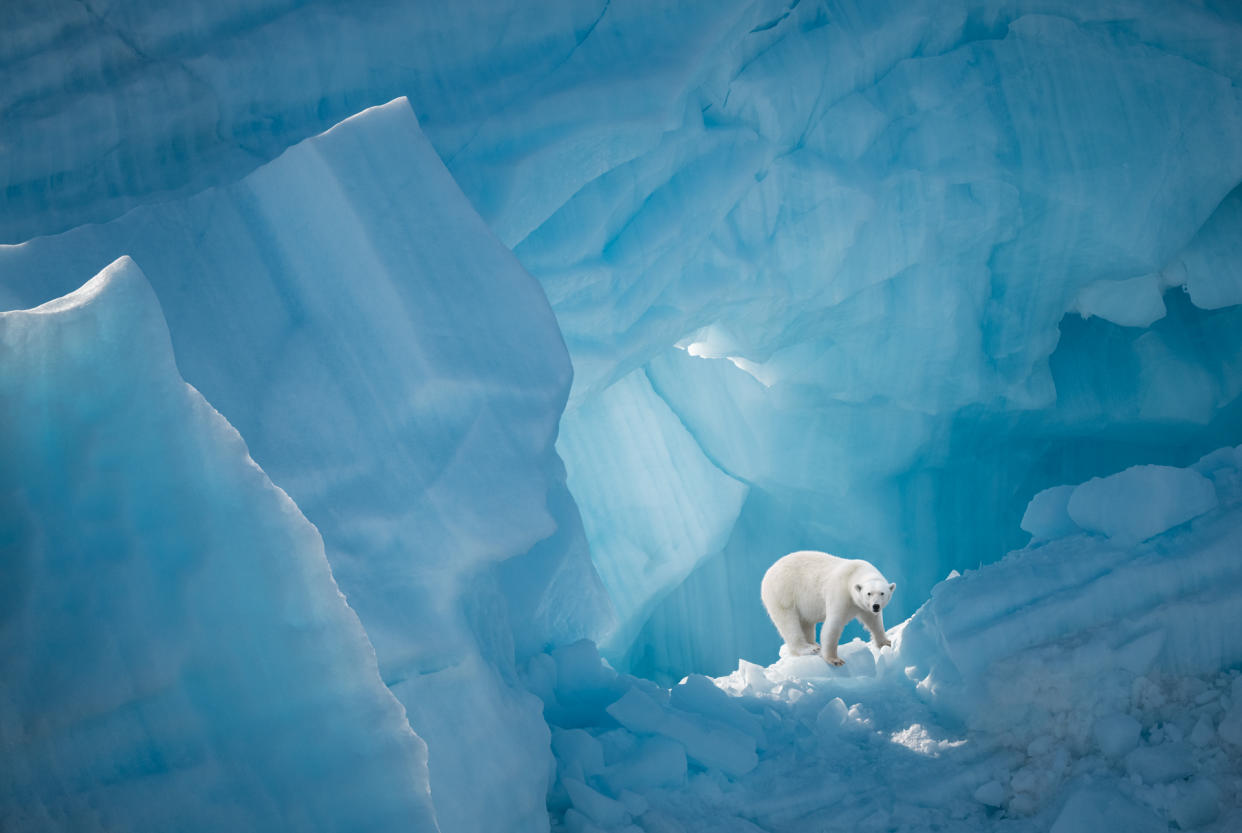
(0, 259, 438, 833)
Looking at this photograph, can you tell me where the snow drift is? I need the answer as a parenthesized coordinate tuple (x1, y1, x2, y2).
(535, 448, 1242, 831)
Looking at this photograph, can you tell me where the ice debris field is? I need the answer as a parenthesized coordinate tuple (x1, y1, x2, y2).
(3, 0, 1242, 831)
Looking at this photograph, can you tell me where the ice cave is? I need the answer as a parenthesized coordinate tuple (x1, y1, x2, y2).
(3, 0, 1242, 831)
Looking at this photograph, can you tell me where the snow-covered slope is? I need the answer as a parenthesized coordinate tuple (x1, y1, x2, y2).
(0, 258, 438, 832)
(534, 449, 1242, 831)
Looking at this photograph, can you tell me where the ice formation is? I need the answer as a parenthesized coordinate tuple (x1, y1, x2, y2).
(0, 98, 610, 833)
(4, 0, 1242, 830)
(6, 0, 1242, 678)
(532, 449, 1242, 831)
(0, 259, 437, 831)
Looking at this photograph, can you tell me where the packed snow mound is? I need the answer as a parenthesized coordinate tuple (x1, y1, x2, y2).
(1023, 464, 1220, 545)
(0, 259, 438, 833)
(0, 98, 607, 833)
(532, 448, 1242, 831)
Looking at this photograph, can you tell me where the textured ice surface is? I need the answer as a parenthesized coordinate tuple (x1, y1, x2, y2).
(558, 369, 747, 661)
(0, 259, 438, 832)
(6, 1, 1242, 829)
(1023, 465, 1220, 546)
(534, 450, 1242, 831)
(0, 99, 605, 833)
(1067, 465, 1219, 546)
(4, 0, 1242, 683)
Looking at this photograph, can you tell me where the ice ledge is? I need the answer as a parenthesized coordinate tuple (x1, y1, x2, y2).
(1022, 458, 1229, 546)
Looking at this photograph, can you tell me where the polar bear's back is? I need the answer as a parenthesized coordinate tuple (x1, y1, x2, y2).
(761, 550, 855, 614)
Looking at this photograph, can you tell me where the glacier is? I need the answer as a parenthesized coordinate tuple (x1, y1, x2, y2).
(0, 97, 612, 833)
(0, 258, 438, 831)
(4, 0, 1242, 830)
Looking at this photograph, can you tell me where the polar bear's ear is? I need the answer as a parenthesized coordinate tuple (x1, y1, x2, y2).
(889, 582, 896, 592)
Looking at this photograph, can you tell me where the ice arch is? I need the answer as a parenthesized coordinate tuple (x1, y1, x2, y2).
(4, 0, 1242, 685)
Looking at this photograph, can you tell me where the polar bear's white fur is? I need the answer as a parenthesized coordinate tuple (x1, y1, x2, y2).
(760, 550, 896, 665)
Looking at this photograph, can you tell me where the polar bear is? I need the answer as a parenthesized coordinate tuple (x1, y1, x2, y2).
(760, 550, 896, 666)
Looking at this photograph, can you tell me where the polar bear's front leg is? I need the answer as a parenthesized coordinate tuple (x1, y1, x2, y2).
(860, 609, 891, 648)
(818, 613, 848, 666)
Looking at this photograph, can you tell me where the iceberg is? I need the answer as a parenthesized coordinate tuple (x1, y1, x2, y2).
(0, 258, 438, 832)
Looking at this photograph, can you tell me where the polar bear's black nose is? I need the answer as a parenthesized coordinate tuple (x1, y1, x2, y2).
(872, 604, 880, 612)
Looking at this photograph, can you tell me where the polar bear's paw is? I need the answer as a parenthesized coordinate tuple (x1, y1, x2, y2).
(825, 656, 845, 666)
(797, 644, 821, 656)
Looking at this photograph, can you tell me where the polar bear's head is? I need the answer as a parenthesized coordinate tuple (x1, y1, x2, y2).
(853, 579, 896, 614)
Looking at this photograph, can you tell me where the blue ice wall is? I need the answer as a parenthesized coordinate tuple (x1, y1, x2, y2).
(4, 0, 1242, 684)
(0, 99, 610, 833)
(0, 259, 439, 832)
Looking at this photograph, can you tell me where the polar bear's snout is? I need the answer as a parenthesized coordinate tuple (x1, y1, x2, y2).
(872, 603, 881, 612)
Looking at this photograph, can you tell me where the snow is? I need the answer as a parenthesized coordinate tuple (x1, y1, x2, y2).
(1020, 485, 1079, 542)
(1094, 713, 1142, 760)
(1172, 780, 1223, 829)
(1026, 463, 1224, 548)
(1181, 187, 1242, 311)
(1049, 788, 1165, 833)
(526, 449, 1242, 831)
(4, 0, 1242, 831)
(1067, 465, 1219, 547)
(1072, 274, 1169, 329)
(0, 258, 437, 832)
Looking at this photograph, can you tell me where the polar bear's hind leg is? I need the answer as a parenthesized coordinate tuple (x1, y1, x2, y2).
(768, 604, 817, 656)
(801, 619, 818, 651)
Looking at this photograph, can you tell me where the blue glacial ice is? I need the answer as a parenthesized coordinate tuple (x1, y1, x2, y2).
(1, 97, 610, 833)
(6, 1, 1242, 671)
(532, 448, 1242, 831)
(4, 0, 1242, 830)
(0, 258, 437, 832)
